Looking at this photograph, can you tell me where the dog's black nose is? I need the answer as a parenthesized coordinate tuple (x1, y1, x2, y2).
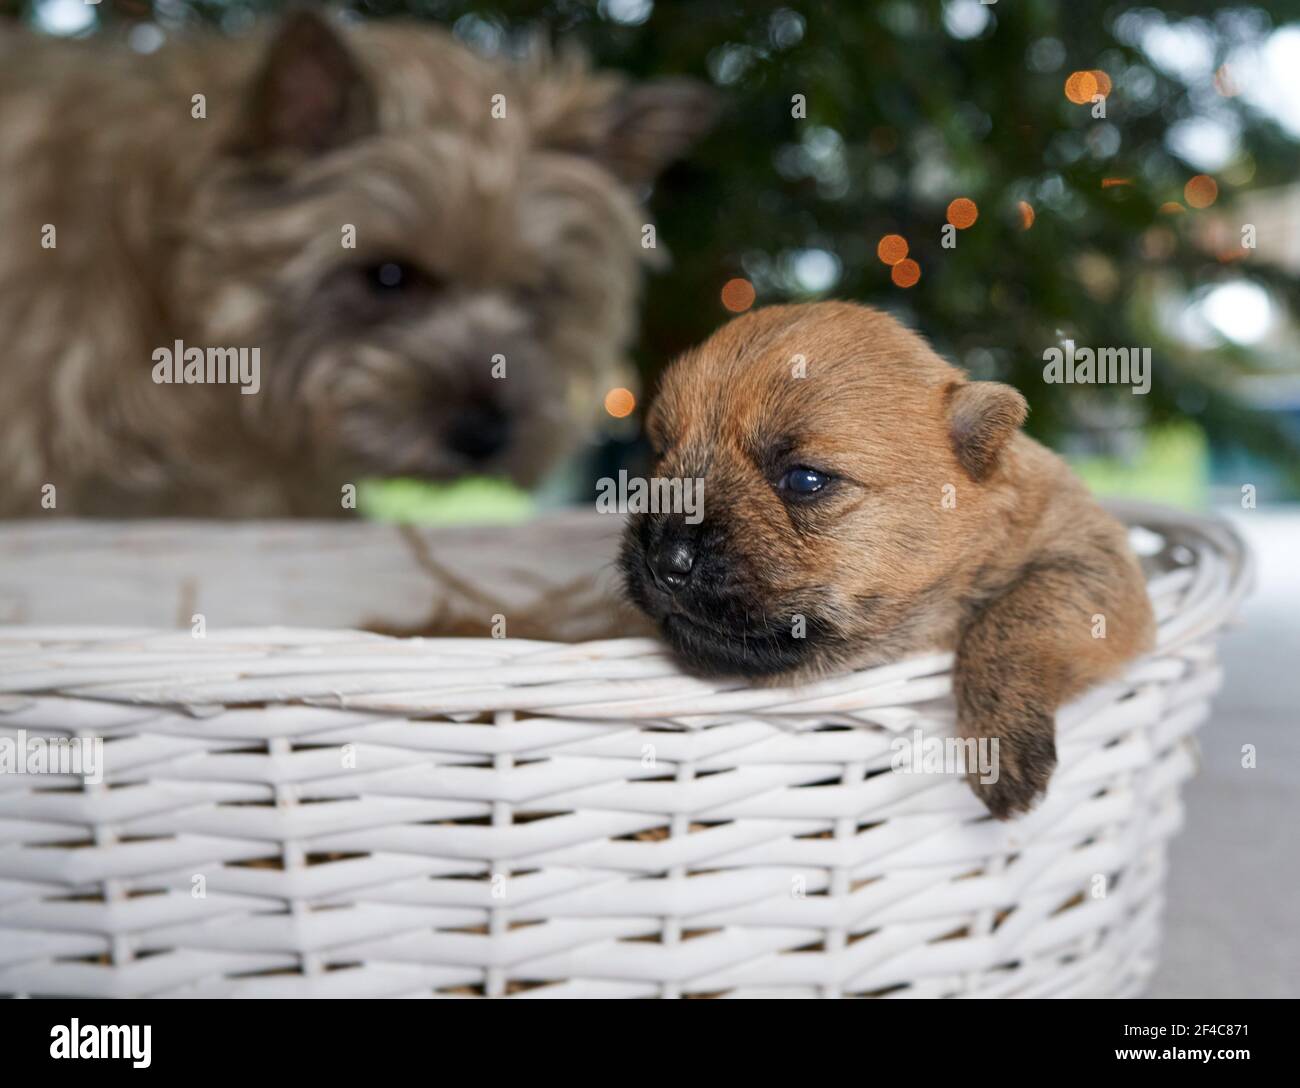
(446, 403, 510, 462)
(648, 539, 695, 592)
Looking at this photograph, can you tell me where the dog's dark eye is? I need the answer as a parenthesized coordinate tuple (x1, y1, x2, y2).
(778, 467, 831, 496)
(363, 260, 436, 295)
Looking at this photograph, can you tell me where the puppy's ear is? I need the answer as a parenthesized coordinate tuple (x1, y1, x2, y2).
(945, 381, 1027, 482)
(534, 73, 718, 185)
(232, 10, 376, 157)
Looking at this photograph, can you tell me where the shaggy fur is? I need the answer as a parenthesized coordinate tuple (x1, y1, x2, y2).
(621, 302, 1156, 818)
(0, 12, 713, 516)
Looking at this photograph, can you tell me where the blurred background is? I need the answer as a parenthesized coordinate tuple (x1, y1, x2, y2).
(9, 0, 1300, 519)
(6, 0, 1297, 996)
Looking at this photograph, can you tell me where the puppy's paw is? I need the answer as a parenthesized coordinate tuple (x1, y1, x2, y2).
(961, 708, 1057, 820)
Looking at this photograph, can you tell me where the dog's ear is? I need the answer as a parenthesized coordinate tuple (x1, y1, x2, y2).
(534, 74, 718, 185)
(598, 79, 719, 184)
(945, 381, 1027, 482)
(232, 10, 376, 157)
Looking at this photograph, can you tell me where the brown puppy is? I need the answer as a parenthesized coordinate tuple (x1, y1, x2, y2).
(620, 301, 1155, 818)
(0, 12, 712, 516)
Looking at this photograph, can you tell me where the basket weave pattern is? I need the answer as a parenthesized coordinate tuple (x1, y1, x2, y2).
(0, 507, 1249, 998)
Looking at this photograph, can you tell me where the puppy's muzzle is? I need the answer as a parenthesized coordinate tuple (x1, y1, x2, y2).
(648, 536, 695, 593)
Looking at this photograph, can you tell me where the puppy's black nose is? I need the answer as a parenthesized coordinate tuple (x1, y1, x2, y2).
(446, 402, 510, 462)
(648, 539, 695, 592)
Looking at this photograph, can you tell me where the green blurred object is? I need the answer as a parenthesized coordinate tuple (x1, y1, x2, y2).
(358, 476, 535, 524)
(1070, 422, 1209, 509)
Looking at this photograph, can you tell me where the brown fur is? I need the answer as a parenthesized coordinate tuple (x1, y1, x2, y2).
(0, 12, 713, 516)
(620, 301, 1156, 818)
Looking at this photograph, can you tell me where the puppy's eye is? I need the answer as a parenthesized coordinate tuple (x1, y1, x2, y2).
(363, 260, 438, 295)
(778, 466, 831, 496)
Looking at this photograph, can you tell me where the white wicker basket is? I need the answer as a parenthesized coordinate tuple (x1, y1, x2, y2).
(0, 504, 1250, 998)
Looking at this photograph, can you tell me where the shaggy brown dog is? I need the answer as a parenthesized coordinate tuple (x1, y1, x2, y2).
(0, 12, 712, 516)
(621, 302, 1156, 818)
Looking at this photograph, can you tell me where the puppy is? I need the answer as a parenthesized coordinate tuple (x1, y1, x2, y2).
(621, 302, 1155, 818)
(0, 12, 713, 516)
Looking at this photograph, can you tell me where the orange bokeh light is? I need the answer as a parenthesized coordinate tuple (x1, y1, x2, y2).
(720, 277, 756, 313)
(947, 198, 979, 229)
(891, 259, 920, 288)
(1064, 70, 1099, 104)
(1090, 70, 1112, 97)
(1184, 175, 1219, 209)
(1018, 201, 1035, 230)
(876, 234, 909, 265)
(1101, 177, 1134, 189)
(604, 387, 636, 419)
(1158, 201, 1186, 215)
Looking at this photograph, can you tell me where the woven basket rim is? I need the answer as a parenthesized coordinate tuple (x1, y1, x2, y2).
(0, 504, 1253, 723)
(0, 502, 1254, 646)
(0, 502, 1252, 637)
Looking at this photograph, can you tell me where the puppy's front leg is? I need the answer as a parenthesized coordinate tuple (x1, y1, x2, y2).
(955, 555, 1148, 819)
